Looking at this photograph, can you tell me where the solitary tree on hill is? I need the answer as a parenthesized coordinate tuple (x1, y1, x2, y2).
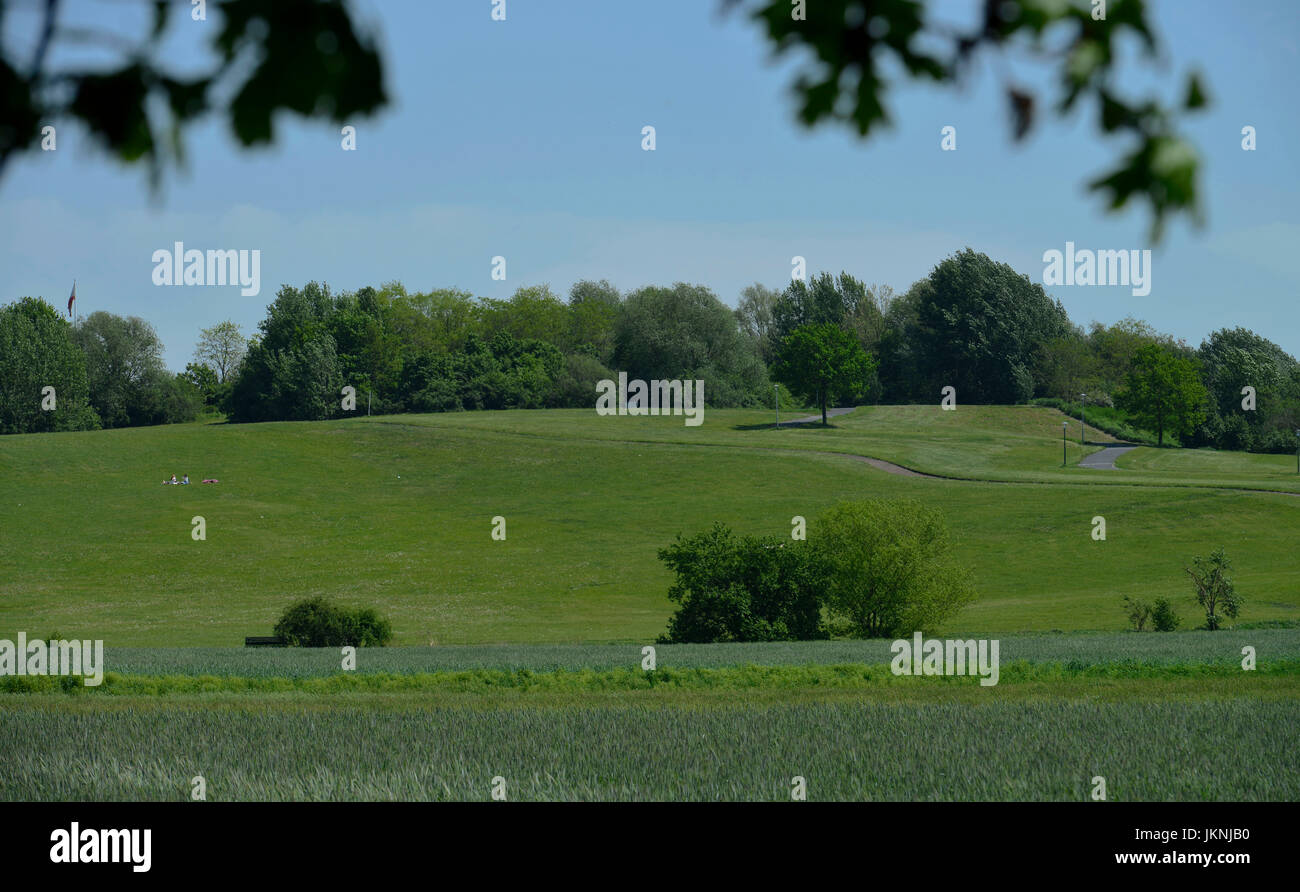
(773, 323, 876, 426)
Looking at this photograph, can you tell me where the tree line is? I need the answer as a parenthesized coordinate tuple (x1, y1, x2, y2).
(3, 248, 1298, 453)
(0, 298, 202, 433)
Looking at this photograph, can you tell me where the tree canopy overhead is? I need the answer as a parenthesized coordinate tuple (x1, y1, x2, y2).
(727, 0, 1208, 241)
(0, 0, 387, 187)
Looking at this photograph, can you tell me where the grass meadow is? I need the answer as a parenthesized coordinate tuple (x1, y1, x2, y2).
(1, 406, 1296, 645)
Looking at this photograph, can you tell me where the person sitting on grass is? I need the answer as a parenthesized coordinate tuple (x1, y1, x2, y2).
(181, 474, 189, 485)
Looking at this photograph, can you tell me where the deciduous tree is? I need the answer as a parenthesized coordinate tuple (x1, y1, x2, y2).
(0, 297, 97, 433)
(1185, 547, 1241, 631)
(814, 499, 976, 638)
(773, 323, 876, 425)
(194, 320, 247, 383)
(1114, 343, 1208, 445)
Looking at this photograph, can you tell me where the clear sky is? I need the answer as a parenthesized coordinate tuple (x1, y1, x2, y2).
(3, 0, 1297, 370)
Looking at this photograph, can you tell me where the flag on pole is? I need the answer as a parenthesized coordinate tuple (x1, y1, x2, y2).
(67, 280, 76, 317)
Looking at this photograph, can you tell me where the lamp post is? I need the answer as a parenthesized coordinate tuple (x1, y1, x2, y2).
(1063, 420, 1069, 467)
(1079, 392, 1086, 445)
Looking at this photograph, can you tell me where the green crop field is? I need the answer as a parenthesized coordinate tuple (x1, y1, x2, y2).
(3, 405, 1297, 801)
(3, 691, 1297, 801)
(26, 629, 1300, 677)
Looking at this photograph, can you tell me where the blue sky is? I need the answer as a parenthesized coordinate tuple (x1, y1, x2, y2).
(3, 0, 1297, 370)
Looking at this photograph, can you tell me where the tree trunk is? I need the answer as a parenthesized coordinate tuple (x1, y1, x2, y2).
(820, 388, 827, 426)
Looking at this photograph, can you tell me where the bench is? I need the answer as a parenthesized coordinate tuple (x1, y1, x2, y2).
(244, 636, 285, 647)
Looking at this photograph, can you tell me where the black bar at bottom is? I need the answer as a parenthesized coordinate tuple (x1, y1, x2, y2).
(4, 801, 1282, 879)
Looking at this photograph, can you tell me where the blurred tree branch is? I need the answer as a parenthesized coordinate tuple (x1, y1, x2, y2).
(0, 0, 387, 189)
(724, 0, 1209, 242)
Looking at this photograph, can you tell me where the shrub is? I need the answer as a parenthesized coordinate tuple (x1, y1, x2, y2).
(274, 597, 393, 647)
(1185, 547, 1242, 631)
(657, 524, 826, 643)
(348, 607, 393, 647)
(1151, 598, 1181, 632)
(1030, 398, 1157, 445)
(1123, 596, 1152, 631)
(1254, 428, 1297, 455)
(552, 353, 615, 408)
(813, 499, 975, 638)
(1218, 414, 1253, 452)
(658, 499, 977, 643)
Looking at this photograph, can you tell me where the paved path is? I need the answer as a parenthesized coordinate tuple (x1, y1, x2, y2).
(1079, 444, 1139, 470)
(844, 454, 936, 478)
(767, 409, 1295, 496)
(778, 408, 1141, 475)
(778, 406, 856, 426)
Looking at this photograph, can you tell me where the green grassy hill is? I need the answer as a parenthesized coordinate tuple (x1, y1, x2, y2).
(2, 405, 1296, 645)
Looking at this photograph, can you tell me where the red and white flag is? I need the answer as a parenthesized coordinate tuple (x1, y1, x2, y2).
(67, 280, 76, 317)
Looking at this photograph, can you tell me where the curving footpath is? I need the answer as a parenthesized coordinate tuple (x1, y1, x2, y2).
(774, 408, 1296, 495)
(1078, 443, 1139, 470)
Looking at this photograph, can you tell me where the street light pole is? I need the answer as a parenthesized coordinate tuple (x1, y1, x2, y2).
(1079, 392, 1086, 445)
